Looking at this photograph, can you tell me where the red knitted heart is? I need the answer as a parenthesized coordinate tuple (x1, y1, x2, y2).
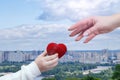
(46, 42, 67, 58)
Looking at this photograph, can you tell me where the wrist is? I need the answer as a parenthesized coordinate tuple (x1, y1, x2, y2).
(111, 14, 120, 28)
(27, 62, 41, 76)
(34, 60, 44, 72)
(34, 60, 40, 70)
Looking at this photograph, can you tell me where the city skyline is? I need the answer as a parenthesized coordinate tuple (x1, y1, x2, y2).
(0, 49, 120, 64)
(0, 0, 120, 50)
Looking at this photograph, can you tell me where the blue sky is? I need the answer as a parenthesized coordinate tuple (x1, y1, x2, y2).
(0, 0, 120, 50)
(0, 0, 42, 29)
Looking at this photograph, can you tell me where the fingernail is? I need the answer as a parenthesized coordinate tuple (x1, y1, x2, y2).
(75, 39, 79, 41)
(83, 32, 88, 36)
(84, 41, 88, 43)
(69, 34, 72, 37)
(56, 53, 58, 56)
(68, 28, 71, 31)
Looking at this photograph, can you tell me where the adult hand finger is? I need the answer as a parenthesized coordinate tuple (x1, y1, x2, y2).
(75, 32, 84, 41)
(68, 18, 90, 31)
(84, 33, 96, 43)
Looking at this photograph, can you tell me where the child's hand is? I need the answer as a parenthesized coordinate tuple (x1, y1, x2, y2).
(35, 51, 58, 72)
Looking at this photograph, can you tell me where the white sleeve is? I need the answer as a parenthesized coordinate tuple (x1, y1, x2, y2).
(0, 62, 41, 80)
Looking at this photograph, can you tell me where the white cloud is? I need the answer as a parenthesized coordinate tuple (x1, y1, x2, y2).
(0, 24, 119, 50)
(38, 0, 120, 21)
(0, 24, 70, 50)
(0, 0, 120, 50)
(1, 23, 119, 41)
(0, 24, 69, 40)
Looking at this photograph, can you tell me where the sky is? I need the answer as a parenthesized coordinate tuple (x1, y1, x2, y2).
(0, 0, 120, 51)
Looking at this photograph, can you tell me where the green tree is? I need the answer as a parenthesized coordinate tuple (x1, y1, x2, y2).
(82, 76, 101, 80)
(42, 77, 56, 80)
(65, 77, 81, 80)
(112, 64, 120, 80)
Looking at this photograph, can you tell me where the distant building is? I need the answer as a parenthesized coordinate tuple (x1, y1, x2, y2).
(0, 50, 120, 64)
(116, 52, 120, 60)
(7, 51, 25, 62)
(0, 51, 4, 63)
(3, 51, 9, 61)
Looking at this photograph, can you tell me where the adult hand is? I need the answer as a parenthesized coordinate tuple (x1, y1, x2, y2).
(68, 15, 120, 43)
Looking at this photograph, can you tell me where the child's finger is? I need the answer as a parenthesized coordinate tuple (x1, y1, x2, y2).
(46, 57, 58, 66)
(41, 50, 47, 56)
(45, 53, 58, 61)
(48, 62, 58, 69)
